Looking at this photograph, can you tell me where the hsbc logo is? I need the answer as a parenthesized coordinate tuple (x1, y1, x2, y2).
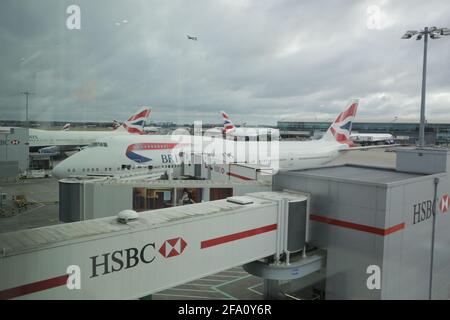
(10, 139, 20, 145)
(440, 194, 449, 214)
(90, 237, 187, 278)
(159, 237, 187, 258)
(413, 200, 433, 225)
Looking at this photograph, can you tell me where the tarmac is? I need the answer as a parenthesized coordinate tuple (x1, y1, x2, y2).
(0, 177, 59, 233)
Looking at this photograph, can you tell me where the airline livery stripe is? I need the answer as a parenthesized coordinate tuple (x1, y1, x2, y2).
(0, 274, 69, 300)
(310, 214, 405, 236)
(200, 224, 277, 249)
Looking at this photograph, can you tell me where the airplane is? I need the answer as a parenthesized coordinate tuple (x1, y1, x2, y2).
(221, 111, 279, 139)
(350, 133, 395, 146)
(29, 107, 151, 154)
(187, 35, 198, 41)
(52, 100, 361, 179)
(204, 111, 279, 140)
(112, 120, 121, 130)
(221, 111, 235, 134)
(62, 123, 71, 131)
(143, 126, 162, 134)
(113, 119, 161, 134)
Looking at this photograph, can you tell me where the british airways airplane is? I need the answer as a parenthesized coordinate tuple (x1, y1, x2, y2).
(52, 101, 359, 179)
(29, 107, 151, 154)
(221, 111, 279, 139)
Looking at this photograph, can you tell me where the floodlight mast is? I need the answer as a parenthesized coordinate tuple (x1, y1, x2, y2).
(402, 26, 449, 147)
(419, 27, 428, 148)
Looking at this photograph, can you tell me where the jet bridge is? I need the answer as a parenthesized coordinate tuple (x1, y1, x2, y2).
(0, 191, 320, 299)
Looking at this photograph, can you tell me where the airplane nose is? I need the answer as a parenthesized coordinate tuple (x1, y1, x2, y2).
(51, 163, 65, 179)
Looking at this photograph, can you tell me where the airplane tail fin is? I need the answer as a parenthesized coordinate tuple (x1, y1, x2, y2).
(62, 123, 70, 131)
(221, 111, 235, 133)
(321, 100, 359, 146)
(115, 107, 151, 134)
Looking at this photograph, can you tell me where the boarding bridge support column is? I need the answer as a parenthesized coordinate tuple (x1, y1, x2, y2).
(243, 192, 325, 299)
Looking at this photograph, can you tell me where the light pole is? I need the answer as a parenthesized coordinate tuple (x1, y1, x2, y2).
(20, 91, 34, 128)
(402, 27, 450, 147)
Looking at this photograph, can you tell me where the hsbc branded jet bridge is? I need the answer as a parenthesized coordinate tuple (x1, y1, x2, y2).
(0, 191, 316, 299)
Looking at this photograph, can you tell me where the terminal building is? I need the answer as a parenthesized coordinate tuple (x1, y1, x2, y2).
(0, 127, 29, 180)
(278, 118, 450, 145)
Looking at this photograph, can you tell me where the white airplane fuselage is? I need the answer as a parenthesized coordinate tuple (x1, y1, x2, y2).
(29, 128, 122, 148)
(52, 134, 347, 178)
(26, 106, 151, 150)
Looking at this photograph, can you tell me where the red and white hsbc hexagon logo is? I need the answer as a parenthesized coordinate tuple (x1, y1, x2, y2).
(10, 139, 20, 145)
(159, 237, 187, 258)
(90, 238, 188, 278)
(440, 194, 449, 213)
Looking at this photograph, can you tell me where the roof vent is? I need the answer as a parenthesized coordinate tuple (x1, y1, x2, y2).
(226, 196, 254, 205)
(117, 209, 139, 224)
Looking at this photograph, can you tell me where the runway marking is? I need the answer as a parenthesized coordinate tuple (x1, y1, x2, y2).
(196, 278, 224, 282)
(285, 293, 302, 300)
(204, 274, 240, 278)
(247, 283, 263, 296)
(220, 270, 248, 274)
(211, 274, 253, 300)
(168, 288, 217, 293)
(153, 293, 231, 300)
(183, 283, 213, 287)
(20, 204, 45, 215)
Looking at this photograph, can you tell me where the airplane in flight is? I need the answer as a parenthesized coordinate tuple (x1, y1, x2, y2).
(52, 100, 360, 179)
(29, 107, 151, 154)
(187, 35, 198, 41)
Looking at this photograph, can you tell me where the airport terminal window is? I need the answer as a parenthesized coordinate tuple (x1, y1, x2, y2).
(4, 0, 450, 302)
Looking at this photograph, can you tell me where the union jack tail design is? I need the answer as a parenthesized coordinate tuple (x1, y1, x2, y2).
(221, 111, 235, 133)
(321, 100, 359, 146)
(62, 123, 71, 131)
(115, 107, 151, 134)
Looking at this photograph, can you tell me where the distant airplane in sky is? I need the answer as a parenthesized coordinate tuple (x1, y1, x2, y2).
(187, 35, 198, 41)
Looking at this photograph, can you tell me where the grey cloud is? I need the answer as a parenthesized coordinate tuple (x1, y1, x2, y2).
(1, 0, 450, 126)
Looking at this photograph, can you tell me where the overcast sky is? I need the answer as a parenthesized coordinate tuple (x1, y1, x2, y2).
(0, 0, 449, 125)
